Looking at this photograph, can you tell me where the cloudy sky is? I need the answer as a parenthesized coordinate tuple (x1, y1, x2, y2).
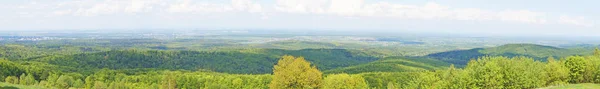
(0, 0, 598, 36)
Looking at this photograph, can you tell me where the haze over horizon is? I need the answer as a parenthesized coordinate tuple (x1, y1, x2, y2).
(1, 0, 598, 37)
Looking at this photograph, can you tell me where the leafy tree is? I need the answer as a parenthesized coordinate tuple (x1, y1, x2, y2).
(38, 80, 48, 87)
(269, 55, 323, 89)
(161, 73, 177, 89)
(387, 82, 397, 89)
(56, 75, 75, 89)
(45, 73, 59, 87)
(232, 78, 244, 89)
(466, 57, 503, 89)
(19, 73, 37, 85)
(545, 56, 569, 85)
(72, 79, 84, 88)
(594, 48, 600, 56)
(84, 76, 95, 89)
(4, 76, 19, 84)
(93, 81, 108, 89)
(565, 56, 586, 83)
(322, 73, 368, 89)
(405, 72, 442, 89)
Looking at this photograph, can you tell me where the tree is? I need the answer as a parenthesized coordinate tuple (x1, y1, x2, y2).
(269, 55, 323, 89)
(565, 56, 586, 83)
(45, 73, 59, 87)
(56, 75, 75, 89)
(405, 72, 442, 89)
(19, 73, 37, 85)
(161, 73, 177, 89)
(322, 73, 368, 89)
(4, 76, 18, 84)
(387, 82, 397, 89)
(93, 81, 108, 89)
(594, 48, 600, 56)
(85, 76, 95, 89)
(232, 78, 244, 89)
(545, 56, 569, 85)
(72, 79, 85, 88)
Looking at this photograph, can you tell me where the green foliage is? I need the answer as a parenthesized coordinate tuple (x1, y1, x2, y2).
(594, 48, 600, 56)
(4, 76, 19, 84)
(55, 75, 75, 89)
(565, 56, 586, 83)
(3, 42, 600, 89)
(359, 72, 420, 88)
(32, 49, 376, 74)
(387, 82, 397, 89)
(93, 81, 107, 89)
(541, 83, 600, 89)
(0, 82, 46, 89)
(18, 73, 37, 85)
(161, 73, 177, 89)
(270, 55, 323, 89)
(326, 57, 450, 74)
(322, 73, 368, 89)
(545, 56, 569, 85)
(428, 44, 588, 65)
(404, 71, 443, 89)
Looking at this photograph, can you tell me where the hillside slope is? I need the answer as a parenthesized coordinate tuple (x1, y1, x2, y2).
(28, 49, 378, 74)
(324, 57, 451, 74)
(427, 44, 590, 65)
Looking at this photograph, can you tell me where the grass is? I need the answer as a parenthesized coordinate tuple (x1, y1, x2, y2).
(0, 82, 46, 89)
(540, 83, 600, 89)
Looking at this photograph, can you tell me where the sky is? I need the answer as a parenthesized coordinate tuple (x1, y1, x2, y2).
(0, 0, 598, 37)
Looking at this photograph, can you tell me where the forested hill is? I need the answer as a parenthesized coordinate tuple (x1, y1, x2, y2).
(325, 56, 451, 74)
(27, 49, 377, 74)
(427, 44, 591, 65)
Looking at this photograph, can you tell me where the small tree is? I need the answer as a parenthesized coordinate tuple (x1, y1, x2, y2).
(19, 73, 27, 85)
(545, 56, 569, 85)
(19, 73, 37, 85)
(269, 55, 323, 89)
(93, 81, 108, 89)
(565, 56, 586, 83)
(4, 76, 19, 84)
(56, 75, 75, 89)
(322, 73, 368, 89)
(161, 73, 177, 89)
(387, 82, 397, 89)
(594, 48, 600, 56)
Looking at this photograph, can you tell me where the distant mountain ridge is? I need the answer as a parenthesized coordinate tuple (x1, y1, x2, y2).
(427, 44, 591, 65)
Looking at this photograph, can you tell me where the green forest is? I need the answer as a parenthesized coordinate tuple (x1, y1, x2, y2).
(1, 42, 600, 89)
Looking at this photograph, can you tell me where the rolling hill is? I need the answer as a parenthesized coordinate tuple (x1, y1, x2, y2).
(427, 44, 591, 65)
(324, 56, 451, 74)
(27, 49, 378, 74)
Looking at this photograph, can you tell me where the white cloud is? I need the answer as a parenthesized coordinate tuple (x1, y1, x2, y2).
(2, 0, 595, 28)
(328, 0, 363, 16)
(559, 16, 594, 27)
(497, 10, 547, 24)
(46, 0, 264, 16)
(275, 0, 329, 14)
(276, 0, 550, 24)
(167, 0, 234, 13)
(48, 0, 166, 16)
(232, 0, 263, 13)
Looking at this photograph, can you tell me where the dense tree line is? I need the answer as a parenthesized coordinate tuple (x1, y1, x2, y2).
(325, 57, 451, 74)
(30, 49, 376, 74)
(377, 55, 600, 89)
(427, 44, 592, 65)
(2, 47, 600, 89)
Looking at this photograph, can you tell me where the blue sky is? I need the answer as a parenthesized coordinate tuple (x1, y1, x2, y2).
(0, 0, 598, 36)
